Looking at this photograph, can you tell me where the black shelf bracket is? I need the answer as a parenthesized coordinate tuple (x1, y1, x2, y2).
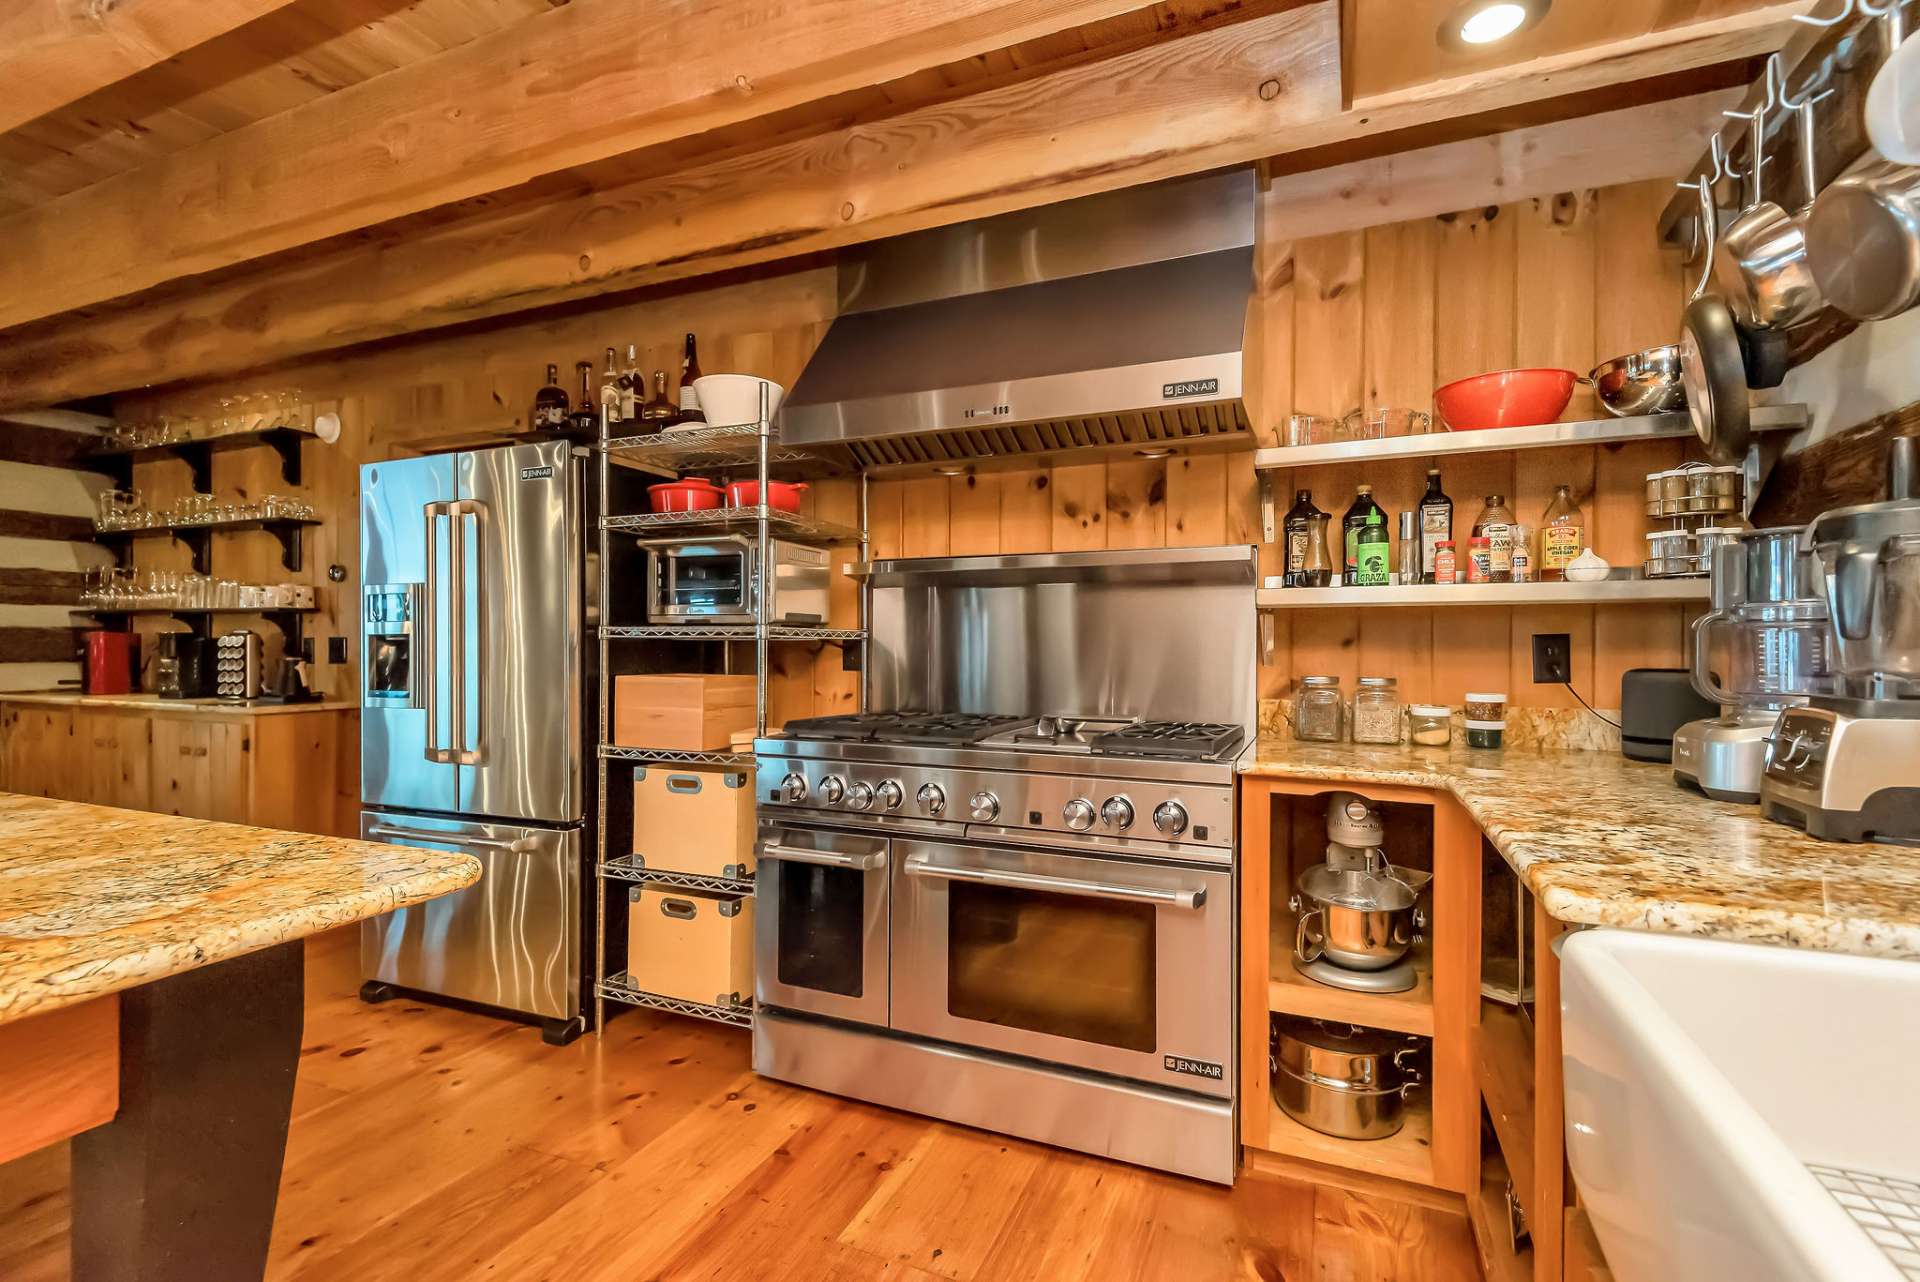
(177, 443, 213, 494)
(175, 528, 213, 575)
(260, 429, 305, 487)
(267, 522, 303, 572)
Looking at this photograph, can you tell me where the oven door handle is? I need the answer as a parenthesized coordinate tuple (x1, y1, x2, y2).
(760, 842, 886, 871)
(902, 855, 1206, 910)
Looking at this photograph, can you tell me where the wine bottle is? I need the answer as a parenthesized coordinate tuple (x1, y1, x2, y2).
(678, 332, 705, 423)
(643, 370, 677, 426)
(532, 363, 569, 431)
(601, 347, 624, 425)
(620, 344, 641, 422)
(570, 361, 597, 437)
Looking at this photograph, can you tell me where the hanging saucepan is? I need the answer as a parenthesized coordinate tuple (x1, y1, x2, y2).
(1679, 174, 1755, 465)
(1808, 1, 1920, 320)
(1716, 72, 1828, 331)
(1707, 95, 1793, 390)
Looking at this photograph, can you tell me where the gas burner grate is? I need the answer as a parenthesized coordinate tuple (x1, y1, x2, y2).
(1091, 721, 1246, 761)
(780, 710, 1030, 746)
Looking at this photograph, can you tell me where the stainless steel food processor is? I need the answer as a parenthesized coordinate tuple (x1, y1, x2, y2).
(1673, 527, 1834, 803)
(1762, 439, 1920, 843)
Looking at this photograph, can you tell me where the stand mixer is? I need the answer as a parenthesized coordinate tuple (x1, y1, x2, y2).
(1673, 527, 1833, 803)
(1762, 439, 1920, 844)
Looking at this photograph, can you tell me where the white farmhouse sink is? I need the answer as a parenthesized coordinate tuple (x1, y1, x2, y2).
(1561, 929, 1920, 1282)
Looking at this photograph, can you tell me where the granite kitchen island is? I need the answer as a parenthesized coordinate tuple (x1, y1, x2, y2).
(0, 793, 479, 1281)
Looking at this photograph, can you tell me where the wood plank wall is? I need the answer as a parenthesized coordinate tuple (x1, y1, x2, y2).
(0, 411, 113, 691)
(116, 176, 1696, 732)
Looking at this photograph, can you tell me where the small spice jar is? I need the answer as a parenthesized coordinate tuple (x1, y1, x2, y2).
(1294, 676, 1345, 742)
(1467, 536, 1493, 583)
(1433, 539, 1457, 585)
(1350, 676, 1404, 744)
(1464, 692, 1508, 749)
(1408, 704, 1452, 747)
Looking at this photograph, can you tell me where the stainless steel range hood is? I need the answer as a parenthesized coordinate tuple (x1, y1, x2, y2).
(779, 169, 1256, 475)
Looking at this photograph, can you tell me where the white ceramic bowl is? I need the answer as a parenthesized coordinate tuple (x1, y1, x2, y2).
(692, 375, 785, 428)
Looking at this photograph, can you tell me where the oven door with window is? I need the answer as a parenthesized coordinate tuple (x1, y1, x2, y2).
(755, 823, 889, 1027)
(891, 837, 1232, 1097)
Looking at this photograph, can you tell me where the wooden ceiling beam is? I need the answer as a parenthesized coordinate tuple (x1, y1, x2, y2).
(0, 1, 1801, 411)
(0, 0, 1170, 333)
(0, 0, 300, 136)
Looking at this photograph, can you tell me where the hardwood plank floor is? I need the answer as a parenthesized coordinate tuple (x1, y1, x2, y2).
(0, 929, 1479, 1281)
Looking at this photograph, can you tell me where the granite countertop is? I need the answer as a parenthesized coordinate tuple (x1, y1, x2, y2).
(1241, 739, 1920, 961)
(0, 691, 357, 716)
(0, 794, 478, 1024)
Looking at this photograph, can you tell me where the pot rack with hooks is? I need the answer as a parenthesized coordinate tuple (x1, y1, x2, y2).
(1656, 0, 1907, 253)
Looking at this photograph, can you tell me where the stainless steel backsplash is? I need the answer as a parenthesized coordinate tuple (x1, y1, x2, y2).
(867, 547, 1257, 732)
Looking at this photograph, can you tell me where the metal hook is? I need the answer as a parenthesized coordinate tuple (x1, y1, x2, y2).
(1679, 134, 1726, 190)
(1793, 0, 1854, 26)
(1857, 0, 1902, 18)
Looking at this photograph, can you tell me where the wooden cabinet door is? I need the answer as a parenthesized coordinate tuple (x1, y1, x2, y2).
(150, 717, 214, 819)
(1, 706, 77, 800)
(78, 711, 152, 811)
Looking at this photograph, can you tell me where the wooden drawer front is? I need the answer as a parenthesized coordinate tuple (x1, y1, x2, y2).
(612, 674, 754, 751)
(626, 888, 753, 1007)
(632, 766, 755, 880)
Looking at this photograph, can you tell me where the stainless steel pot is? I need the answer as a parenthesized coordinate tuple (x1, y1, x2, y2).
(1716, 78, 1824, 330)
(1269, 1017, 1424, 1141)
(1290, 863, 1430, 972)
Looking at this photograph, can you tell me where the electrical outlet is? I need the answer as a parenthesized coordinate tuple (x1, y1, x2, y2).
(1532, 633, 1571, 685)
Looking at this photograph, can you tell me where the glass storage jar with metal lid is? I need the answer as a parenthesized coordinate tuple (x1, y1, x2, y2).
(1294, 676, 1345, 742)
(1685, 464, 1744, 514)
(1408, 704, 1451, 746)
(1350, 676, 1403, 744)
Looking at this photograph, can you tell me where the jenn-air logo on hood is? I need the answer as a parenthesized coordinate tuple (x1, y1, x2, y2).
(1162, 378, 1219, 400)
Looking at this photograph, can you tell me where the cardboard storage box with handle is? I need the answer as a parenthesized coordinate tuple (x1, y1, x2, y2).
(632, 765, 755, 880)
(612, 673, 755, 750)
(626, 887, 754, 1008)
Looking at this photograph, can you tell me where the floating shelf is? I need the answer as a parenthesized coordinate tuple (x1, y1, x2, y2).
(95, 516, 319, 574)
(602, 423, 843, 474)
(599, 855, 754, 896)
(600, 743, 756, 767)
(598, 973, 752, 1028)
(86, 605, 316, 637)
(1257, 579, 1709, 608)
(1268, 915, 1434, 1037)
(94, 424, 316, 492)
(604, 506, 860, 545)
(1261, 1095, 1436, 1188)
(600, 623, 865, 641)
(1253, 404, 1808, 471)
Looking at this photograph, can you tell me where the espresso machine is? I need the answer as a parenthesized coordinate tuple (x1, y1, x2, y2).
(1673, 527, 1833, 803)
(1762, 439, 1920, 844)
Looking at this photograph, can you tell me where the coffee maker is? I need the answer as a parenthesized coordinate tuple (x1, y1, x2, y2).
(1673, 527, 1834, 803)
(1761, 439, 1920, 843)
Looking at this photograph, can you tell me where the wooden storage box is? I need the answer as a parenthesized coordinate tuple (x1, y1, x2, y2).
(612, 674, 754, 750)
(631, 765, 755, 880)
(626, 887, 754, 1007)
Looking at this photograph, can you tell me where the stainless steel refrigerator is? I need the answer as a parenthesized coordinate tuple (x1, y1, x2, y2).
(357, 439, 591, 1044)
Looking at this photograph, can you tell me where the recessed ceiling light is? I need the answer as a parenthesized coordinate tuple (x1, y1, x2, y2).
(933, 466, 967, 476)
(1135, 448, 1174, 459)
(1439, 0, 1548, 51)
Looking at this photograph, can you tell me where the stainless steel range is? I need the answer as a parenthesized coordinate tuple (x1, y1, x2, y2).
(752, 546, 1256, 1184)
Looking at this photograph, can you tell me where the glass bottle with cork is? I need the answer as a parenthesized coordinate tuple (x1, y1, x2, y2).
(1539, 484, 1586, 581)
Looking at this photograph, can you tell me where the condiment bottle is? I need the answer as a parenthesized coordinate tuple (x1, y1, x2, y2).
(1282, 490, 1323, 587)
(1417, 468, 1452, 583)
(1342, 486, 1386, 586)
(1540, 484, 1585, 581)
(1472, 494, 1517, 582)
(1433, 540, 1457, 585)
(1467, 536, 1493, 583)
(1397, 510, 1421, 586)
(1355, 513, 1391, 586)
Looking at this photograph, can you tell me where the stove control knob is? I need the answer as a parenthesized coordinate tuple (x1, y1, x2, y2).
(876, 779, 904, 811)
(1062, 798, 1097, 831)
(969, 791, 1001, 822)
(779, 773, 809, 803)
(916, 783, 946, 816)
(819, 775, 846, 805)
(1100, 796, 1135, 831)
(1152, 800, 1189, 836)
(845, 781, 875, 811)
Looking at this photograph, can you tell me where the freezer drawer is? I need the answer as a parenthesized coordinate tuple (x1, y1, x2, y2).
(358, 810, 581, 1022)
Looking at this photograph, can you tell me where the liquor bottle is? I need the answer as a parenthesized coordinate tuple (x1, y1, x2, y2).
(1281, 489, 1323, 587)
(678, 332, 705, 424)
(1539, 484, 1585, 581)
(1416, 468, 1453, 584)
(1341, 485, 1386, 586)
(642, 370, 677, 427)
(570, 361, 597, 438)
(601, 347, 624, 425)
(1472, 494, 1518, 583)
(620, 344, 642, 422)
(1301, 513, 1333, 588)
(532, 363, 569, 431)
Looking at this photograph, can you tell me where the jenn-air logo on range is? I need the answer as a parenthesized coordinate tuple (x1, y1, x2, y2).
(1164, 1054, 1224, 1080)
(520, 465, 555, 480)
(1162, 378, 1219, 400)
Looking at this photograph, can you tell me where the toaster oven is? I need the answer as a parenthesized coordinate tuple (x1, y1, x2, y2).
(640, 536, 830, 625)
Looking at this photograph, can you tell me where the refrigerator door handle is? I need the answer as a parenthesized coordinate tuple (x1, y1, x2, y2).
(448, 498, 488, 766)
(365, 823, 530, 853)
(422, 501, 451, 764)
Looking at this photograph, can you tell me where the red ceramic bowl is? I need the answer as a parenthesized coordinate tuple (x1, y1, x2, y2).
(723, 479, 808, 513)
(648, 478, 723, 512)
(1433, 368, 1577, 431)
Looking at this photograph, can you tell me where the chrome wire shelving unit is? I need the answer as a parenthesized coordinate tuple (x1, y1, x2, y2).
(591, 386, 869, 1032)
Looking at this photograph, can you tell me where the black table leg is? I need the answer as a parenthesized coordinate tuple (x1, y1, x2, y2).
(70, 939, 305, 1282)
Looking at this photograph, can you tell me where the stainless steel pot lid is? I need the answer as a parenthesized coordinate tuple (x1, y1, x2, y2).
(1296, 863, 1426, 911)
(1272, 1016, 1413, 1056)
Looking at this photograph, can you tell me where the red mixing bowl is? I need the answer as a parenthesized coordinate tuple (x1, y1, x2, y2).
(648, 478, 723, 512)
(723, 479, 808, 513)
(1433, 368, 1577, 431)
